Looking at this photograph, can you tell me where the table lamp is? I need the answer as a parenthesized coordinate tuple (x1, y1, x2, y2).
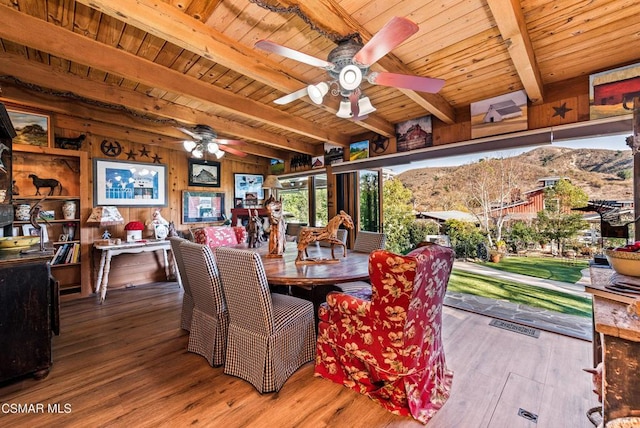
(87, 206, 124, 241)
(262, 175, 283, 203)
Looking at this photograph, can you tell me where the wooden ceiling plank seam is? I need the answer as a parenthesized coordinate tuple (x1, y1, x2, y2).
(486, 0, 544, 104)
(72, 1, 101, 40)
(0, 7, 351, 145)
(0, 49, 319, 156)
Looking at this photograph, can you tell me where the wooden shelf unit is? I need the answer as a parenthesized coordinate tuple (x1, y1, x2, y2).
(12, 145, 90, 296)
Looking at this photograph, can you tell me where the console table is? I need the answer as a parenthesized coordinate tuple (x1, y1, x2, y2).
(231, 207, 268, 226)
(94, 240, 173, 302)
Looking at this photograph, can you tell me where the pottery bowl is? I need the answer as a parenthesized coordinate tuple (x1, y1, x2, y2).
(605, 249, 640, 277)
(0, 236, 40, 250)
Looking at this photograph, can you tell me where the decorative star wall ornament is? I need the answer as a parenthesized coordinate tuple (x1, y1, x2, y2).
(100, 139, 122, 157)
(371, 135, 389, 153)
(552, 102, 572, 118)
(125, 149, 137, 160)
(152, 154, 162, 164)
(139, 146, 150, 157)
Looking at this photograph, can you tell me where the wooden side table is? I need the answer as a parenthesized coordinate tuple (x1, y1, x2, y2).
(593, 296, 640, 424)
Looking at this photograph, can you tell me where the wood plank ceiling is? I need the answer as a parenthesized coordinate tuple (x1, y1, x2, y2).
(0, 0, 638, 161)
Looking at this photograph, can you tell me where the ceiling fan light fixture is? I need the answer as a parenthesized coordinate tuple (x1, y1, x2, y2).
(358, 96, 376, 116)
(336, 98, 352, 118)
(214, 149, 225, 159)
(207, 142, 219, 154)
(183, 140, 197, 152)
(307, 82, 329, 104)
(191, 144, 204, 158)
(339, 65, 362, 91)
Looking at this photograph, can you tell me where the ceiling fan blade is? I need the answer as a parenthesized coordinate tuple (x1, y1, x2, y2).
(273, 87, 310, 105)
(350, 92, 360, 120)
(353, 17, 419, 66)
(367, 71, 445, 93)
(177, 127, 203, 141)
(255, 40, 334, 69)
(213, 139, 244, 146)
(220, 146, 247, 157)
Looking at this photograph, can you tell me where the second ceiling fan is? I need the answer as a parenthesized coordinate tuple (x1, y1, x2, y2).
(178, 125, 247, 158)
(256, 16, 445, 120)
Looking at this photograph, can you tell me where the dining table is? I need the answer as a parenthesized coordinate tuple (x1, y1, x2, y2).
(254, 244, 370, 287)
(246, 243, 371, 316)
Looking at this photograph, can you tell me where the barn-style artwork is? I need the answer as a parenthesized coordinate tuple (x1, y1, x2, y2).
(470, 90, 528, 139)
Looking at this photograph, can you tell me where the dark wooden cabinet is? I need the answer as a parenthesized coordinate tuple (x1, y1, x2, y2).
(0, 257, 57, 383)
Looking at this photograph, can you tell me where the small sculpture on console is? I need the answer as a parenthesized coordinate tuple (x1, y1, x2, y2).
(265, 196, 286, 257)
(246, 209, 264, 248)
(296, 211, 354, 262)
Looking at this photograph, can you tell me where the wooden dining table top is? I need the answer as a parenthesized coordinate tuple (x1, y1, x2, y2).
(245, 244, 370, 287)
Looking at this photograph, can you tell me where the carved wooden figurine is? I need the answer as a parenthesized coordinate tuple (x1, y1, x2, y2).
(265, 197, 285, 257)
(247, 209, 264, 248)
(296, 211, 354, 262)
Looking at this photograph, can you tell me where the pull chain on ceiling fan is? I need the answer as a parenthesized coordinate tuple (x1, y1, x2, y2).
(178, 125, 248, 158)
(255, 16, 445, 120)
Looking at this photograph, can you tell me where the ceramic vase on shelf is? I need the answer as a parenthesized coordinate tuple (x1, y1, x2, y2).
(62, 200, 77, 220)
(15, 204, 31, 221)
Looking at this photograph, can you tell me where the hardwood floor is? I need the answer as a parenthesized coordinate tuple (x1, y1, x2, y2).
(0, 282, 597, 427)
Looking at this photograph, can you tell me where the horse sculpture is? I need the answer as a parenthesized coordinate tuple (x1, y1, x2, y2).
(28, 174, 63, 196)
(265, 197, 286, 257)
(296, 211, 354, 262)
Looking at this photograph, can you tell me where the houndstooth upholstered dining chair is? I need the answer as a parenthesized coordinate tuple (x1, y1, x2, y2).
(180, 241, 229, 367)
(215, 247, 316, 393)
(168, 236, 192, 331)
(314, 244, 455, 424)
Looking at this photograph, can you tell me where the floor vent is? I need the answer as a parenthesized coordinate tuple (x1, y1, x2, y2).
(489, 319, 540, 338)
(518, 408, 538, 423)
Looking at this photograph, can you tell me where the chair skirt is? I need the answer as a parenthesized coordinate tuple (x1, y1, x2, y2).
(187, 308, 228, 367)
(224, 294, 315, 393)
(180, 293, 194, 331)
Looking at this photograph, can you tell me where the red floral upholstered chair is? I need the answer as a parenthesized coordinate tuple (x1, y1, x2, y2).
(314, 244, 455, 424)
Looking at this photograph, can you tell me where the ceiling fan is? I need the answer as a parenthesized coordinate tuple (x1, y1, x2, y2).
(255, 16, 445, 120)
(178, 125, 247, 158)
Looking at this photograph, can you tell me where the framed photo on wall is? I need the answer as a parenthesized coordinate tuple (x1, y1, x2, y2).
(7, 106, 52, 147)
(234, 173, 264, 201)
(182, 191, 225, 223)
(93, 158, 167, 207)
(188, 159, 220, 187)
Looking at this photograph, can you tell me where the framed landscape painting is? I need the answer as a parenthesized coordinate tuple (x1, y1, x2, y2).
(188, 159, 220, 187)
(7, 107, 52, 147)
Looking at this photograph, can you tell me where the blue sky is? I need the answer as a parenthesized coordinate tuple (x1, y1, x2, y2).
(389, 133, 631, 173)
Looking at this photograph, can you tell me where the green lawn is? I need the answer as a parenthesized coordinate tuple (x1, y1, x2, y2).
(448, 269, 592, 318)
(478, 256, 589, 283)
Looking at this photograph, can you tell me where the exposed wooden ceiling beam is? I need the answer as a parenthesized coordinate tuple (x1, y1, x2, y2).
(0, 5, 350, 146)
(486, 0, 544, 104)
(73, 0, 396, 137)
(0, 52, 306, 159)
(278, 0, 456, 124)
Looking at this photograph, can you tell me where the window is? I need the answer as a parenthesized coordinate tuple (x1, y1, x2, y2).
(359, 170, 380, 232)
(280, 174, 327, 227)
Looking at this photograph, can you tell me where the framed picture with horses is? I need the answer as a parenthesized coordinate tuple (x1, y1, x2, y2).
(182, 191, 225, 223)
(6, 106, 53, 148)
